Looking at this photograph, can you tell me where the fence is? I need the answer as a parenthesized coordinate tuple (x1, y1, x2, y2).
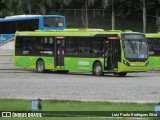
(41, 9, 158, 32)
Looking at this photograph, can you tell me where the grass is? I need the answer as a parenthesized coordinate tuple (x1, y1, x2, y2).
(0, 99, 159, 120)
(0, 99, 154, 111)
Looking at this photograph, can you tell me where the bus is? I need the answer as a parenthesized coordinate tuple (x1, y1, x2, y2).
(0, 15, 66, 69)
(146, 33, 160, 69)
(14, 29, 149, 76)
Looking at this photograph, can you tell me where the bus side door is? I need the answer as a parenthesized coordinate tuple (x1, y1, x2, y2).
(54, 37, 65, 68)
(104, 36, 120, 71)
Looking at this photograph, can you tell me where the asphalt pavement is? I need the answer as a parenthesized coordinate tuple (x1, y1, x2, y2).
(0, 70, 160, 103)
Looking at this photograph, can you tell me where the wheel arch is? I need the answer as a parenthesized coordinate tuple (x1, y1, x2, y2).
(36, 58, 45, 69)
(36, 58, 44, 65)
(92, 60, 103, 70)
(92, 60, 104, 76)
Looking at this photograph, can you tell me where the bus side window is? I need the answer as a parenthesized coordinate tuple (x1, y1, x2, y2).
(65, 37, 78, 56)
(16, 37, 23, 49)
(79, 37, 90, 56)
(92, 37, 104, 57)
(49, 37, 54, 50)
(27, 44, 31, 50)
(35, 38, 42, 50)
(42, 37, 54, 50)
(42, 37, 49, 50)
(27, 41, 33, 50)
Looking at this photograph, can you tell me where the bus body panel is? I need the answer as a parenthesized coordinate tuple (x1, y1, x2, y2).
(148, 56, 160, 68)
(118, 62, 148, 73)
(14, 56, 104, 72)
(64, 57, 103, 71)
(15, 56, 54, 70)
(14, 30, 149, 75)
(38, 17, 43, 30)
(15, 56, 148, 73)
(0, 34, 15, 68)
(0, 34, 14, 49)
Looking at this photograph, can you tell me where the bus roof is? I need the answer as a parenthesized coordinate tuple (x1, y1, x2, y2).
(66, 28, 105, 32)
(0, 15, 65, 22)
(36, 29, 140, 33)
(145, 33, 160, 38)
(15, 29, 142, 37)
(5, 15, 41, 19)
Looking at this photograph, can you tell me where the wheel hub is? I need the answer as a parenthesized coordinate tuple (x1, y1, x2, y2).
(95, 66, 101, 73)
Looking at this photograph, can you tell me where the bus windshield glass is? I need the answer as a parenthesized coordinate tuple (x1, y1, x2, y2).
(44, 17, 64, 28)
(122, 34, 148, 61)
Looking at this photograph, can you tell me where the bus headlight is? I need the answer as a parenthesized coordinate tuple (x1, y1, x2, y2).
(123, 60, 130, 66)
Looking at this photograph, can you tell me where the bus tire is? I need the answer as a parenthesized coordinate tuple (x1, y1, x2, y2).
(36, 59, 45, 73)
(118, 72, 127, 77)
(93, 62, 103, 76)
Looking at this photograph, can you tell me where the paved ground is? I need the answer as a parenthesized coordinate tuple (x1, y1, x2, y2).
(0, 70, 160, 103)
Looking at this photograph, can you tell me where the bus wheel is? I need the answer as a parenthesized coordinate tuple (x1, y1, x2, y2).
(36, 59, 45, 73)
(118, 72, 127, 77)
(93, 62, 103, 76)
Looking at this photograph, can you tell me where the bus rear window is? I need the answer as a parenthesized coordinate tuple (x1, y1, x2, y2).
(44, 17, 64, 28)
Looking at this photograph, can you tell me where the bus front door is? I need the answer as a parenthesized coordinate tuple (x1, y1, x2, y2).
(55, 37, 65, 68)
(104, 36, 120, 71)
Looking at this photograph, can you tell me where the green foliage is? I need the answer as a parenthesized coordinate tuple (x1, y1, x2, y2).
(0, 0, 159, 17)
(0, 0, 159, 32)
(0, 99, 156, 120)
(0, 0, 57, 15)
(0, 99, 154, 111)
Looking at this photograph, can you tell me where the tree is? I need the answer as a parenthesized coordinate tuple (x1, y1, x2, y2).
(102, 0, 117, 30)
(2, 0, 56, 15)
(155, 0, 160, 31)
(0, 0, 159, 31)
(142, 0, 146, 33)
(63, 0, 96, 28)
(111, 0, 115, 30)
(13, 0, 54, 14)
(0, 0, 14, 17)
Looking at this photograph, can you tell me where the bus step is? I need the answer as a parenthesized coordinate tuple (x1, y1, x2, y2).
(55, 66, 64, 70)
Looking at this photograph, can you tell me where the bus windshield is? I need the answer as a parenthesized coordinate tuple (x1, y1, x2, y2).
(122, 34, 148, 61)
(44, 17, 64, 28)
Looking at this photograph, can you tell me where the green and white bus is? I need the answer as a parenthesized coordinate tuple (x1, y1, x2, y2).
(14, 29, 149, 76)
(146, 33, 160, 69)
